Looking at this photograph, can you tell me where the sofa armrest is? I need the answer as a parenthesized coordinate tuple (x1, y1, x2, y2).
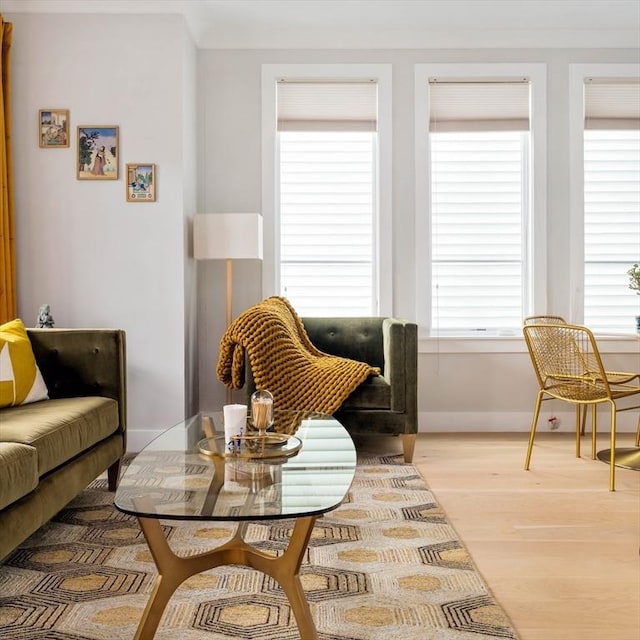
(26, 329, 127, 437)
(383, 318, 417, 413)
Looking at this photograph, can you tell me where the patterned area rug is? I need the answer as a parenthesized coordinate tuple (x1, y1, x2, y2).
(0, 453, 519, 640)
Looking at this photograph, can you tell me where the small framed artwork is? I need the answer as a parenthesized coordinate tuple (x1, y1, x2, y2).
(39, 109, 69, 148)
(126, 163, 156, 202)
(77, 126, 119, 180)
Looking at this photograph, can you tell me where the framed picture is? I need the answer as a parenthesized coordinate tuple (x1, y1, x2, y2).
(39, 109, 69, 148)
(77, 126, 119, 180)
(126, 163, 156, 202)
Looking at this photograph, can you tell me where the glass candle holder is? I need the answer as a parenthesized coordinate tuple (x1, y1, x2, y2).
(251, 389, 274, 438)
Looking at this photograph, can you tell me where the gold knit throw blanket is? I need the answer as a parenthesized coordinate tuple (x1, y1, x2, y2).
(217, 296, 379, 413)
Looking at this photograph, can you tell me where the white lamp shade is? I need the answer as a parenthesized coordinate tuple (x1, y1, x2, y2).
(194, 213, 263, 260)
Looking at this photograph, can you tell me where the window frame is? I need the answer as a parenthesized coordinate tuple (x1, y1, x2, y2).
(261, 64, 393, 316)
(568, 63, 640, 327)
(414, 63, 547, 339)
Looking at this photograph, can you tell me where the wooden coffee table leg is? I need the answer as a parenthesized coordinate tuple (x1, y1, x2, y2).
(133, 516, 189, 640)
(132, 514, 319, 640)
(262, 515, 318, 640)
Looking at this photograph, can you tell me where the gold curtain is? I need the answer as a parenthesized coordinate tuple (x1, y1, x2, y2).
(0, 15, 15, 324)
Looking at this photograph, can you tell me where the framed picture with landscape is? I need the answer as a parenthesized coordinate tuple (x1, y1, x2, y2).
(126, 163, 156, 202)
(39, 109, 69, 148)
(77, 126, 119, 180)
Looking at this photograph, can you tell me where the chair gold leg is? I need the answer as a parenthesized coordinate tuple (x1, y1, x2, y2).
(636, 415, 640, 448)
(525, 392, 544, 470)
(609, 401, 616, 492)
(402, 434, 416, 463)
(591, 403, 597, 460)
(580, 403, 599, 437)
(133, 515, 319, 640)
(575, 405, 581, 458)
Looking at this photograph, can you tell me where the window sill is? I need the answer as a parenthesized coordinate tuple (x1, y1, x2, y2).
(419, 331, 640, 354)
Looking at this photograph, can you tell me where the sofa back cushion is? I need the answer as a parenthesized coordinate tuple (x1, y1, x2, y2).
(27, 329, 126, 404)
(302, 317, 385, 370)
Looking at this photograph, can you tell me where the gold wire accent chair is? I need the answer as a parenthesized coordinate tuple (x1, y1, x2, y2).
(523, 315, 567, 325)
(522, 322, 640, 490)
(523, 316, 638, 385)
(523, 315, 640, 435)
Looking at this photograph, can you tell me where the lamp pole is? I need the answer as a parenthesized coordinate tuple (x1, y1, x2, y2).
(193, 213, 263, 407)
(225, 257, 233, 404)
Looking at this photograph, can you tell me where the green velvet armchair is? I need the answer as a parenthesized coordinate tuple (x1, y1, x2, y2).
(245, 317, 418, 462)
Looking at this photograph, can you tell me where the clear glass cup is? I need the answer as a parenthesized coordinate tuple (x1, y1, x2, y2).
(250, 389, 274, 439)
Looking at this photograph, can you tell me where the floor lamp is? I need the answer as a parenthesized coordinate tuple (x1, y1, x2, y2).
(194, 213, 263, 403)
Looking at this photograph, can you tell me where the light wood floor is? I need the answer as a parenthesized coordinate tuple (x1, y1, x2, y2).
(355, 431, 640, 640)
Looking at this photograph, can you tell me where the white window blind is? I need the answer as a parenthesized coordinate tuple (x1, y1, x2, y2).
(429, 79, 530, 132)
(429, 80, 530, 332)
(277, 81, 377, 132)
(583, 79, 640, 331)
(277, 81, 377, 316)
(584, 80, 640, 130)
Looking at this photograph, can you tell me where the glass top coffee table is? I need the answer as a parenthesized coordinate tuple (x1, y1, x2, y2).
(115, 411, 356, 640)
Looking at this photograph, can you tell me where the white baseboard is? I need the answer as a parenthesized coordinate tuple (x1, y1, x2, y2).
(417, 411, 638, 433)
(127, 429, 166, 454)
(127, 411, 638, 453)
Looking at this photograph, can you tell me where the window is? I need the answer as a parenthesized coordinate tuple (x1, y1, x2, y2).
(421, 73, 544, 334)
(430, 80, 531, 333)
(415, 64, 546, 338)
(583, 80, 640, 331)
(569, 65, 640, 333)
(262, 64, 392, 318)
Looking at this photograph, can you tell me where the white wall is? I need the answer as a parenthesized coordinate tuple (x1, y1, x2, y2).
(8, 12, 198, 450)
(198, 47, 640, 433)
(182, 24, 199, 421)
(196, 50, 266, 413)
(7, 9, 639, 441)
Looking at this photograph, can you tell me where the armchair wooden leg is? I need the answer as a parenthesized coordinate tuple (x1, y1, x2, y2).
(107, 458, 122, 491)
(402, 434, 416, 463)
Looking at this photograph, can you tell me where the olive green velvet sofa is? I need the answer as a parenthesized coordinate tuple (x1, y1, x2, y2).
(0, 328, 126, 562)
(245, 317, 418, 462)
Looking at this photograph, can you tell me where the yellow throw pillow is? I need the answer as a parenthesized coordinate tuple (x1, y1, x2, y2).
(0, 319, 49, 409)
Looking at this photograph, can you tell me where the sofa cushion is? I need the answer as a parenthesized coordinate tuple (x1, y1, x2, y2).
(0, 442, 39, 510)
(0, 397, 119, 476)
(341, 374, 391, 410)
(304, 317, 386, 370)
(0, 319, 49, 408)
